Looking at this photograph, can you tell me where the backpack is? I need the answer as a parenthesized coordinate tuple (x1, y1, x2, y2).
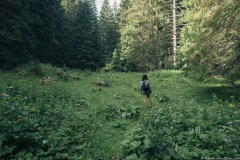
(142, 81, 150, 92)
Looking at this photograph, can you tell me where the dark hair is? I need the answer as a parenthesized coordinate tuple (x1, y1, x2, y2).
(142, 74, 148, 81)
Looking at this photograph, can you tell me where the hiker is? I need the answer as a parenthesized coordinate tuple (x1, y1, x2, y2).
(140, 74, 152, 107)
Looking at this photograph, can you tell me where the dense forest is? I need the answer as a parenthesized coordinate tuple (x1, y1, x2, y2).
(1, 0, 239, 82)
(0, 0, 240, 159)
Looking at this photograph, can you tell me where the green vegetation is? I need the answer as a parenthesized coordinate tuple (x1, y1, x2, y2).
(180, 0, 240, 82)
(1, 0, 240, 83)
(0, 64, 239, 159)
(1, 1, 239, 159)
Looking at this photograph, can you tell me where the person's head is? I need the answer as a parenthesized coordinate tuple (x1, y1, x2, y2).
(142, 74, 148, 81)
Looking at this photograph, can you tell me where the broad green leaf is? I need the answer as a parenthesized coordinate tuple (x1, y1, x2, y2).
(130, 140, 141, 150)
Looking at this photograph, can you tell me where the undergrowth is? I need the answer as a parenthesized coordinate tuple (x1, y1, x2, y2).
(0, 64, 239, 159)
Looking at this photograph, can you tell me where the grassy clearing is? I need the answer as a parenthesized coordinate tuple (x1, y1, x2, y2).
(0, 64, 239, 159)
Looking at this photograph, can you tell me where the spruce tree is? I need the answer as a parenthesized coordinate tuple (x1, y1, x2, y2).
(29, 0, 58, 63)
(0, 0, 36, 68)
(68, 0, 102, 70)
(180, 0, 240, 82)
(51, 0, 68, 66)
(112, 0, 175, 71)
(61, 0, 79, 20)
(99, 0, 119, 64)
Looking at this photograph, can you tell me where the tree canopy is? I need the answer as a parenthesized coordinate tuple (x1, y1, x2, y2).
(180, 0, 240, 82)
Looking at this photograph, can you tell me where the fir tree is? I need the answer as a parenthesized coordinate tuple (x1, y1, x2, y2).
(180, 0, 240, 82)
(0, 0, 36, 68)
(68, 0, 102, 70)
(99, 0, 119, 64)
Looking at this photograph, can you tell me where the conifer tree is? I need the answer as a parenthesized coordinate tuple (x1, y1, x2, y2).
(0, 0, 67, 68)
(0, 0, 36, 68)
(180, 0, 240, 82)
(67, 0, 102, 70)
(99, 0, 119, 64)
(61, 0, 80, 20)
(111, 0, 177, 71)
(30, 0, 58, 63)
(50, 0, 67, 66)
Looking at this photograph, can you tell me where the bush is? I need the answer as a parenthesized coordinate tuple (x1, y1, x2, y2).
(121, 96, 240, 159)
(28, 60, 44, 76)
(0, 82, 91, 159)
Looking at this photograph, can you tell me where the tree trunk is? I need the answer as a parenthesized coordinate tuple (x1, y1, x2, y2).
(172, 0, 177, 66)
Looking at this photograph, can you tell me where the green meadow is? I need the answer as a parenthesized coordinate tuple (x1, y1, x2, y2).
(0, 64, 239, 159)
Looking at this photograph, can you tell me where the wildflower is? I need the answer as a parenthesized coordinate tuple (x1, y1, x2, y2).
(228, 103, 235, 107)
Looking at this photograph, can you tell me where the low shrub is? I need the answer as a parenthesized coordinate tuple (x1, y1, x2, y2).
(121, 96, 240, 159)
(0, 82, 91, 159)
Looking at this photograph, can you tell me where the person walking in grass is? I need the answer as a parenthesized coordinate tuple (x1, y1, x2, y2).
(140, 74, 152, 107)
